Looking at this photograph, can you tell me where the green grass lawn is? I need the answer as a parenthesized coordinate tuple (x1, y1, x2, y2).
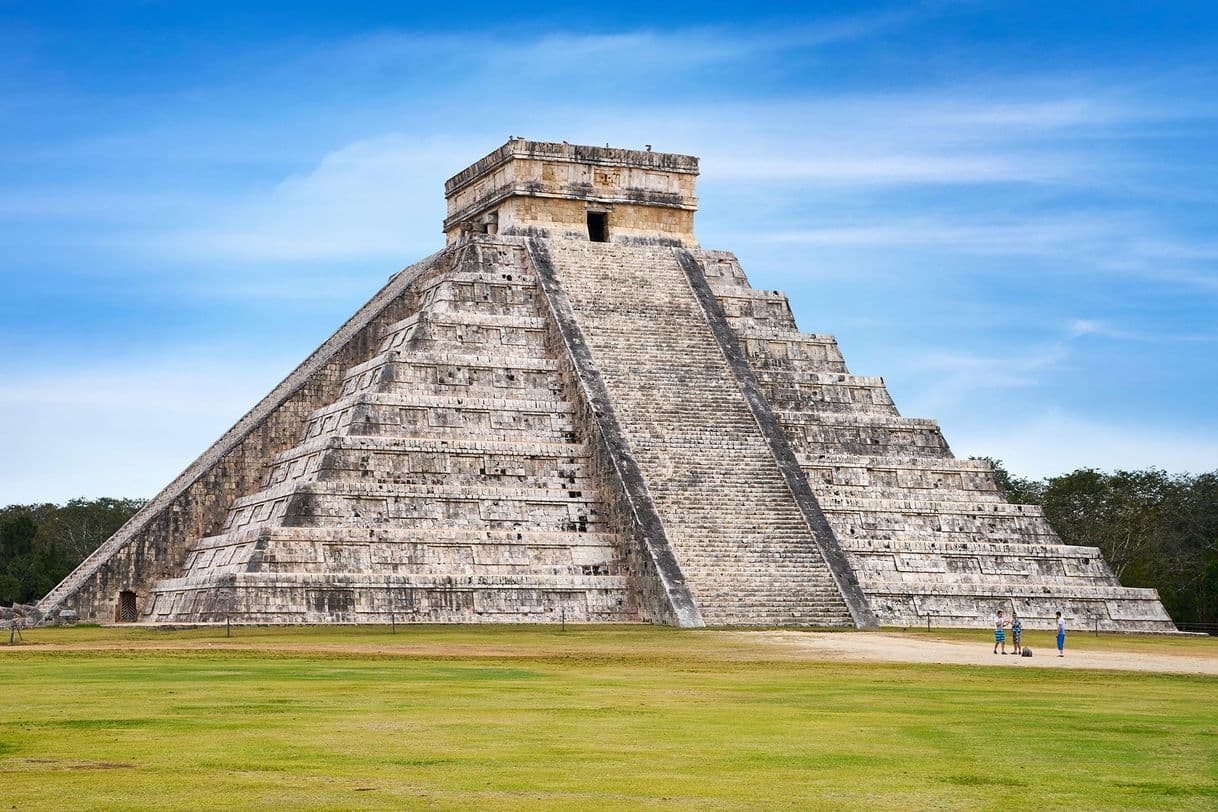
(2, 626, 1216, 809)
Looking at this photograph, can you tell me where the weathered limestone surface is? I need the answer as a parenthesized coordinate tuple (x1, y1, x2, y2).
(140, 241, 656, 623)
(693, 250, 1175, 631)
(540, 240, 856, 626)
(40, 139, 1175, 631)
(39, 238, 689, 625)
(37, 250, 444, 623)
(527, 238, 703, 627)
(444, 139, 698, 246)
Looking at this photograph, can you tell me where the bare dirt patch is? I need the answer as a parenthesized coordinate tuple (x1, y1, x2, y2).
(740, 630, 1218, 675)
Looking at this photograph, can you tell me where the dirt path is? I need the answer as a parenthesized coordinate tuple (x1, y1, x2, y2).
(741, 630, 1218, 676)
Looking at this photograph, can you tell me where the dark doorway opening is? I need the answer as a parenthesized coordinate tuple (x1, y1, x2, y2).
(587, 211, 608, 242)
(117, 590, 137, 623)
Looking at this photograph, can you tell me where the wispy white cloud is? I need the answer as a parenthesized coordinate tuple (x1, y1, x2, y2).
(1142, 267, 1218, 292)
(707, 153, 1073, 185)
(1067, 318, 1218, 343)
(1067, 319, 1133, 339)
(143, 133, 485, 264)
(515, 10, 917, 65)
(763, 216, 1118, 253)
(6, 16, 1216, 499)
(42, 22, 1211, 280)
(761, 211, 1218, 294)
(897, 341, 1072, 418)
(896, 311, 1218, 421)
(334, 10, 922, 78)
(0, 351, 297, 502)
(129, 86, 1190, 267)
(949, 409, 1218, 479)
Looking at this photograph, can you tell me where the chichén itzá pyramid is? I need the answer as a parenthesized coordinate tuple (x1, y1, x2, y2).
(38, 140, 1175, 631)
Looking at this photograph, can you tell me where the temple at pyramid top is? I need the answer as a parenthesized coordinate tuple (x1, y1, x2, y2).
(443, 138, 700, 245)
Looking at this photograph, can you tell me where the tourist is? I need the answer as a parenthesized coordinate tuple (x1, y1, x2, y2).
(993, 609, 1007, 654)
(1011, 611, 1023, 655)
(1055, 611, 1066, 657)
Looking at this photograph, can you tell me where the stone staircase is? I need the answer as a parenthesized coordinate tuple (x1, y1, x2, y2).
(541, 240, 855, 626)
(693, 249, 1175, 631)
(142, 242, 636, 624)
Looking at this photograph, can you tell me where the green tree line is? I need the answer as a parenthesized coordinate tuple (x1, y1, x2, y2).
(0, 498, 145, 605)
(978, 460, 1218, 628)
(3, 471, 1216, 627)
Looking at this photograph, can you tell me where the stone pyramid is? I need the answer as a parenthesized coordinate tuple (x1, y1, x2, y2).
(40, 140, 1174, 630)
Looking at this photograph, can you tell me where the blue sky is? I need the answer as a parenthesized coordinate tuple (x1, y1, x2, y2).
(2, 1, 1216, 502)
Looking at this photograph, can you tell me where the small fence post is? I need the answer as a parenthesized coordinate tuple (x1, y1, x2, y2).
(391, 586, 399, 634)
(226, 615, 231, 639)
(561, 607, 566, 632)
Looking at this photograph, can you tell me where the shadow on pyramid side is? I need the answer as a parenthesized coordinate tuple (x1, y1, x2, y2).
(144, 241, 641, 623)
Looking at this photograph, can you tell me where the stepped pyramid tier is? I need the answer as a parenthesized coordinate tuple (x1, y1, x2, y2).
(694, 251, 1174, 631)
(40, 139, 1174, 631)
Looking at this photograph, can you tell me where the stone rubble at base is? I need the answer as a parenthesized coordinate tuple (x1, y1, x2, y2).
(37, 140, 1175, 631)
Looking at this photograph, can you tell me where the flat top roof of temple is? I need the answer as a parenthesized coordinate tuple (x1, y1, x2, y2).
(444, 139, 700, 196)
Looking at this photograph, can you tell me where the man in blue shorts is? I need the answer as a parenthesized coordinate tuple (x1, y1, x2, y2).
(1055, 611, 1066, 657)
(993, 609, 1007, 654)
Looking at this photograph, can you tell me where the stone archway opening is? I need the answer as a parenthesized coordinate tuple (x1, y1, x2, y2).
(116, 590, 138, 623)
